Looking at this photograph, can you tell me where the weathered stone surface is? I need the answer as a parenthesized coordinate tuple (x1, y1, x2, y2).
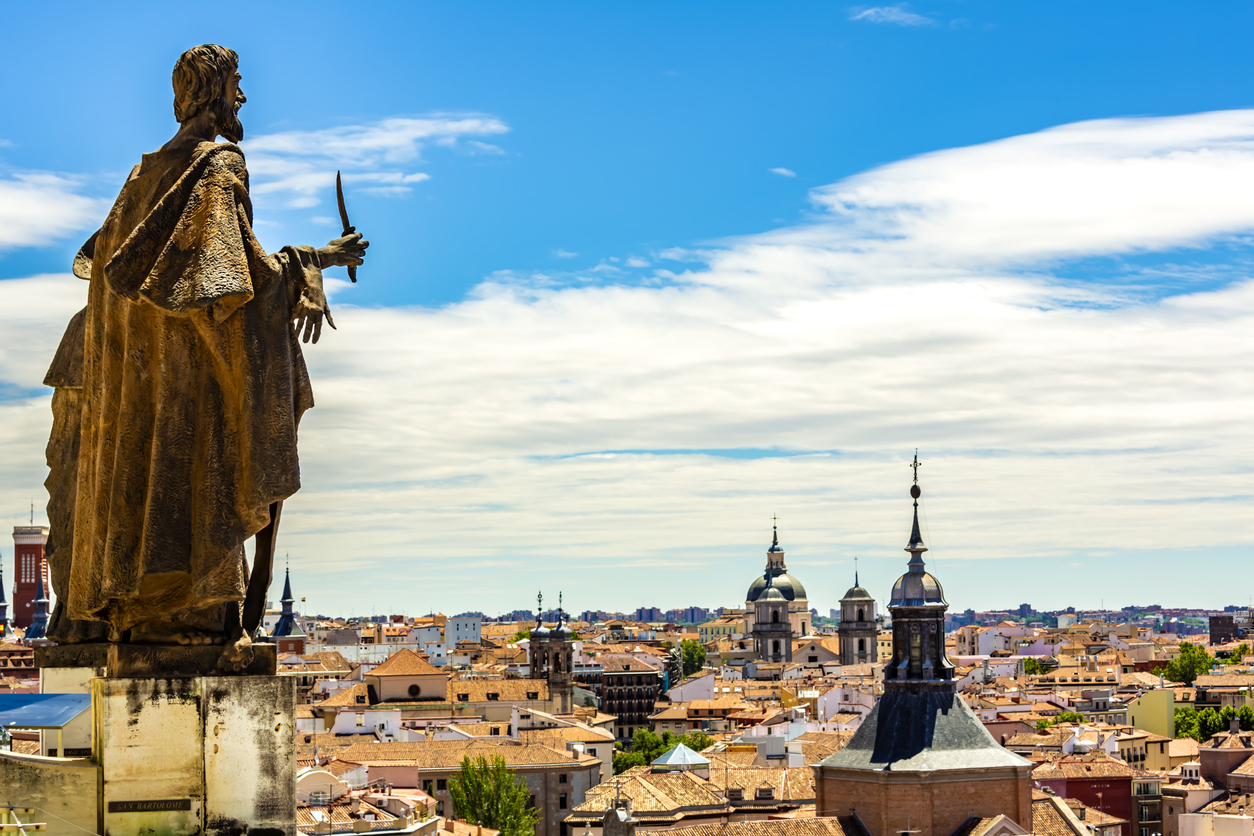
(94, 677, 206, 836)
(204, 675, 297, 836)
(0, 751, 98, 836)
(107, 642, 276, 678)
(34, 642, 108, 669)
(94, 674, 296, 836)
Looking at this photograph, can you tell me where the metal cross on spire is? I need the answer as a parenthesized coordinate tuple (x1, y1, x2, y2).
(910, 449, 922, 484)
(537, 590, 543, 615)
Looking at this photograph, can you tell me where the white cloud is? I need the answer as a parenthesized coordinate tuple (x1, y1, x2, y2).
(849, 5, 936, 27)
(4, 110, 1254, 614)
(553, 249, 579, 259)
(0, 174, 108, 251)
(770, 167, 797, 177)
(625, 257, 651, 268)
(242, 115, 508, 206)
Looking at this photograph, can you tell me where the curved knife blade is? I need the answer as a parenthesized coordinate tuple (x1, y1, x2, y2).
(336, 170, 357, 283)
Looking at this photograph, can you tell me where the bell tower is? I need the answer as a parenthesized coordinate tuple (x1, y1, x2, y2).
(12, 524, 49, 630)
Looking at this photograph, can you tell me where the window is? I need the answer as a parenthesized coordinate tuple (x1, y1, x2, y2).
(491, 727, 500, 736)
(487, 693, 499, 701)
(424, 781, 435, 794)
(560, 774, 568, 784)
(355, 713, 365, 727)
(458, 693, 470, 702)
(437, 779, 447, 791)
(727, 789, 743, 801)
(527, 692, 539, 700)
(588, 748, 597, 756)
(756, 788, 774, 800)
(808, 656, 818, 663)
(559, 794, 568, 809)
(527, 796, 536, 809)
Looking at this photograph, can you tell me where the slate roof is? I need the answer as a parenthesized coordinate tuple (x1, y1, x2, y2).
(816, 689, 1032, 772)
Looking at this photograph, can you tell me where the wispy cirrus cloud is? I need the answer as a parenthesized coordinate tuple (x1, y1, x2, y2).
(849, 4, 936, 27)
(0, 173, 109, 251)
(770, 167, 797, 177)
(242, 114, 510, 207)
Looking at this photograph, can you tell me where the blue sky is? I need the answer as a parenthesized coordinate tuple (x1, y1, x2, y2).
(1, 2, 1252, 617)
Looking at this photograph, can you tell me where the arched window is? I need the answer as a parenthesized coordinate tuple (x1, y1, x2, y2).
(858, 638, 866, 653)
(772, 640, 780, 655)
(857, 608, 864, 622)
(772, 610, 780, 623)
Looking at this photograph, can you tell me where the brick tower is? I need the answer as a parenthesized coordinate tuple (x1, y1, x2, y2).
(12, 525, 49, 630)
(814, 455, 1033, 836)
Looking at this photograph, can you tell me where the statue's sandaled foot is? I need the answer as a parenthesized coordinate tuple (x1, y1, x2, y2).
(129, 627, 219, 646)
(217, 629, 254, 673)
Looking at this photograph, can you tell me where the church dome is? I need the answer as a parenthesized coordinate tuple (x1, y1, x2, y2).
(889, 568, 946, 608)
(747, 572, 807, 603)
(759, 585, 787, 603)
(841, 584, 874, 602)
(531, 623, 551, 639)
(551, 621, 573, 640)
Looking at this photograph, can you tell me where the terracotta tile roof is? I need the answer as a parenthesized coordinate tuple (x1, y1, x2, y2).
(1062, 799, 1127, 826)
(519, 726, 614, 744)
(1031, 797, 1084, 836)
(1032, 756, 1137, 780)
(603, 658, 662, 673)
(370, 648, 445, 677)
(790, 732, 854, 765)
(449, 680, 549, 703)
(1226, 755, 1254, 776)
(1168, 738, 1200, 758)
(1194, 674, 1254, 687)
(338, 739, 594, 769)
(570, 769, 727, 817)
(706, 752, 760, 768)
(638, 817, 856, 836)
(707, 766, 815, 802)
(319, 683, 371, 708)
(1204, 731, 1254, 750)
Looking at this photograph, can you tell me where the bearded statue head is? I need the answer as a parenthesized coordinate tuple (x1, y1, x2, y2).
(172, 44, 244, 143)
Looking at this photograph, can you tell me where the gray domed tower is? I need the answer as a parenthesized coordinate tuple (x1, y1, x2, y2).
(814, 454, 1033, 836)
(837, 566, 877, 665)
(744, 522, 811, 638)
(752, 577, 792, 663)
(529, 591, 575, 713)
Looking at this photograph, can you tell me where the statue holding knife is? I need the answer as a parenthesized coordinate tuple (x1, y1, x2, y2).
(42, 44, 368, 671)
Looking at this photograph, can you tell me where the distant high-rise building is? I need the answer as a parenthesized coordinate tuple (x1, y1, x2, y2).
(12, 526, 49, 630)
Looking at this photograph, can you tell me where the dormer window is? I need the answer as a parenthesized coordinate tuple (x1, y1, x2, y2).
(487, 693, 499, 701)
(527, 692, 539, 700)
(756, 788, 774, 800)
(727, 789, 743, 801)
(457, 693, 469, 702)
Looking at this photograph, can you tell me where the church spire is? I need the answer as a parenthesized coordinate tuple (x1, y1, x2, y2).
(906, 451, 927, 566)
(280, 564, 294, 606)
(25, 568, 49, 641)
(0, 566, 9, 640)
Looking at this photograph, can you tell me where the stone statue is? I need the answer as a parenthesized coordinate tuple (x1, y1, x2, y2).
(43, 45, 367, 670)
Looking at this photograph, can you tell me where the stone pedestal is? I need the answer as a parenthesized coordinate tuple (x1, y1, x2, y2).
(93, 674, 296, 836)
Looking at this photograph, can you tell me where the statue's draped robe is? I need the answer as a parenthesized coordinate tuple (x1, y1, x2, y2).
(62, 140, 319, 635)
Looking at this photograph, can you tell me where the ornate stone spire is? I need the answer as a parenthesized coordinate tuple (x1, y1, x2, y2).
(273, 565, 298, 637)
(25, 568, 49, 641)
(0, 566, 10, 639)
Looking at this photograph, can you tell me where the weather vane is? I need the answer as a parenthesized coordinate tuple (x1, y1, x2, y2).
(910, 449, 922, 484)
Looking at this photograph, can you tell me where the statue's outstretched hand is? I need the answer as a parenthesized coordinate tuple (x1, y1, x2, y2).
(318, 231, 369, 268)
(296, 233, 369, 344)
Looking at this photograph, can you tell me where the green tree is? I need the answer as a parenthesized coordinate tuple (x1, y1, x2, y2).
(1175, 706, 1201, 742)
(1023, 658, 1043, 676)
(1226, 644, 1251, 665)
(1239, 705, 1254, 732)
(681, 639, 706, 678)
(613, 729, 716, 773)
(448, 755, 540, 836)
(1198, 707, 1225, 741)
(1035, 711, 1085, 732)
(1159, 643, 1216, 685)
(510, 628, 531, 643)
(583, 696, 596, 708)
